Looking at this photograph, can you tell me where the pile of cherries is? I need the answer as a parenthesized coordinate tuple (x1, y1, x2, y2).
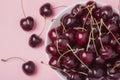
(46, 1, 120, 80)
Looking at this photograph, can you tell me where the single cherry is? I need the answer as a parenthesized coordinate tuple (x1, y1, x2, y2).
(29, 34, 42, 48)
(40, 3, 53, 17)
(1, 57, 36, 75)
(22, 61, 36, 75)
(75, 31, 88, 46)
(67, 72, 83, 80)
(78, 51, 94, 65)
(100, 45, 115, 60)
(46, 43, 58, 56)
(20, 17, 34, 31)
(100, 6, 113, 21)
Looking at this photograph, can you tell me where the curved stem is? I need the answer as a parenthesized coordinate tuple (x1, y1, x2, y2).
(39, 16, 46, 36)
(67, 43, 92, 72)
(52, 5, 67, 9)
(73, 27, 87, 31)
(1, 57, 26, 63)
(21, 0, 26, 17)
(41, 61, 70, 77)
(86, 29, 92, 51)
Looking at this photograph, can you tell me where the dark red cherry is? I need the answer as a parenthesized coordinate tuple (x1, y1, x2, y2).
(86, 1, 97, 11)
(106, 20, 118, 32)
(29, 34, 42, 48)
(67, 72, 82, 80)
(61, 53, 78, 69)
(40, 3, 53, 17)
(100, 45, 115, 60)
(22, 61, 36, 75)
(100, 6, 113, 21)
(63, 29, 75, 43)
(109, 13, 119, 24)
(78, 63, 88, 73)
(78, 51, 94, 65)
(56, 37, 69, 50)
(48, 28, 59, 42)
(71, 4, 82, 17)
(95, 56, 105, 65)
(46, 43, 58, 56)
(75, 31, 88, 46)
(20, 16, 34, 31)
(92, 8, 101, 20)
(61, 14, 77, 28)
(89, 66, 106, 78)
(49, 57, 60, 68)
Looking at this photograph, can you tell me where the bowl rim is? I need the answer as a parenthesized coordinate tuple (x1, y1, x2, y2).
(45, 1, 119, 80)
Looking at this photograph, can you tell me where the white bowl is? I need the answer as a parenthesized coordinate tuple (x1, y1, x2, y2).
(45, 1, 119, 80)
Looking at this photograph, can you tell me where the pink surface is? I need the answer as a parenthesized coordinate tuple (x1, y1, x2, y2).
(0, 0, 119, 80)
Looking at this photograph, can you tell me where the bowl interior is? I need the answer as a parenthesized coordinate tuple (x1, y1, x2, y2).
(45, 1, 119, 80)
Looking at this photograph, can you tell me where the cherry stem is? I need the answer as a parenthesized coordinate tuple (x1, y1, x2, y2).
(110, 63, 120, 73)
(60, 21, 66, 32)
(55, 28, 62, 55)
(67, 43, 92, 72)
(73, 27, 87, 31)
(94, 19, 105, 51)
(71, 69, 88, 76)
(52, 5, 67, 9)
(39, 16, 46, 36)
(21, 0, 26, 17)
(86, 29, 93, 51)
(40, 61, 71, 77)
(1, 57, 26, 63)
(101, 19, 120, 45)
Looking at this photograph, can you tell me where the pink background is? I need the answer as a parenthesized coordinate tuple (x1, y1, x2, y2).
(0, 0, 119, 80)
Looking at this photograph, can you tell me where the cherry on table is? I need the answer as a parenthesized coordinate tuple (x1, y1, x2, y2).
(29, 34, 42, 48)
(40, 3, 53, 17)
(20, 16, 34, 31)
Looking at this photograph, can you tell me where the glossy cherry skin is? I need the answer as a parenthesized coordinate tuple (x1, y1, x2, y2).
(40, 3, 53, 17)
(75, 31, 88, 46)
(89, 66, 106, 78)
(48, 28, 58, 42)
(71, 4, 82, 17)
(61, 14, 77, 28)
(109, 13, 119, 24)
(95, 56, 105, 65)
(61, 53, 78, 69)
(100, 6, 113, 21)
(100, 45, 115, 60)
(46, 43, 58, 56)
(49, 57, 61, 68)
(78, 51, 94, 65)
(80, 14, 91, 26)
(22, 61, 36, 75)
(20, 16, 34, 31)
(67, 72, 82, 80)
(86, 1, 97, 11)
(29, 34, 42, 48)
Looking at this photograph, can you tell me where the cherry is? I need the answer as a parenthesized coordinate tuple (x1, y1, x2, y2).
(89, 66, 106, 78)
(75, 31, 88, 46)
(92, 8, 101, 21)
(40, 3, 53, 17)
(109, 13, 119, 24)
(78, 51, 93, 65)
(61, 14, 77, 28)
(106, 20, 118, 32)
(22, 61, 36, 75)
(100, 45, 115, 60)
(49, 57, 61, 68)
(29, 34, 42, 48)
(80, 14, 91, 26)
(71, 4, 82, 17)
(1, 57, 36, 75)
(48, 28, 59, 42)
(100, 6, 113, 21)
(78, 63, 88, 73)
(67, 72, 83, 80)
(63, 28, 75, 43)
(46, 43, 58, 56)
(61, 53, 78, 69)
(86, 1, 97, 11)
(95, 56, 105, 65)
(56, 37, 70, 50)
(20, 16, 34, 31)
